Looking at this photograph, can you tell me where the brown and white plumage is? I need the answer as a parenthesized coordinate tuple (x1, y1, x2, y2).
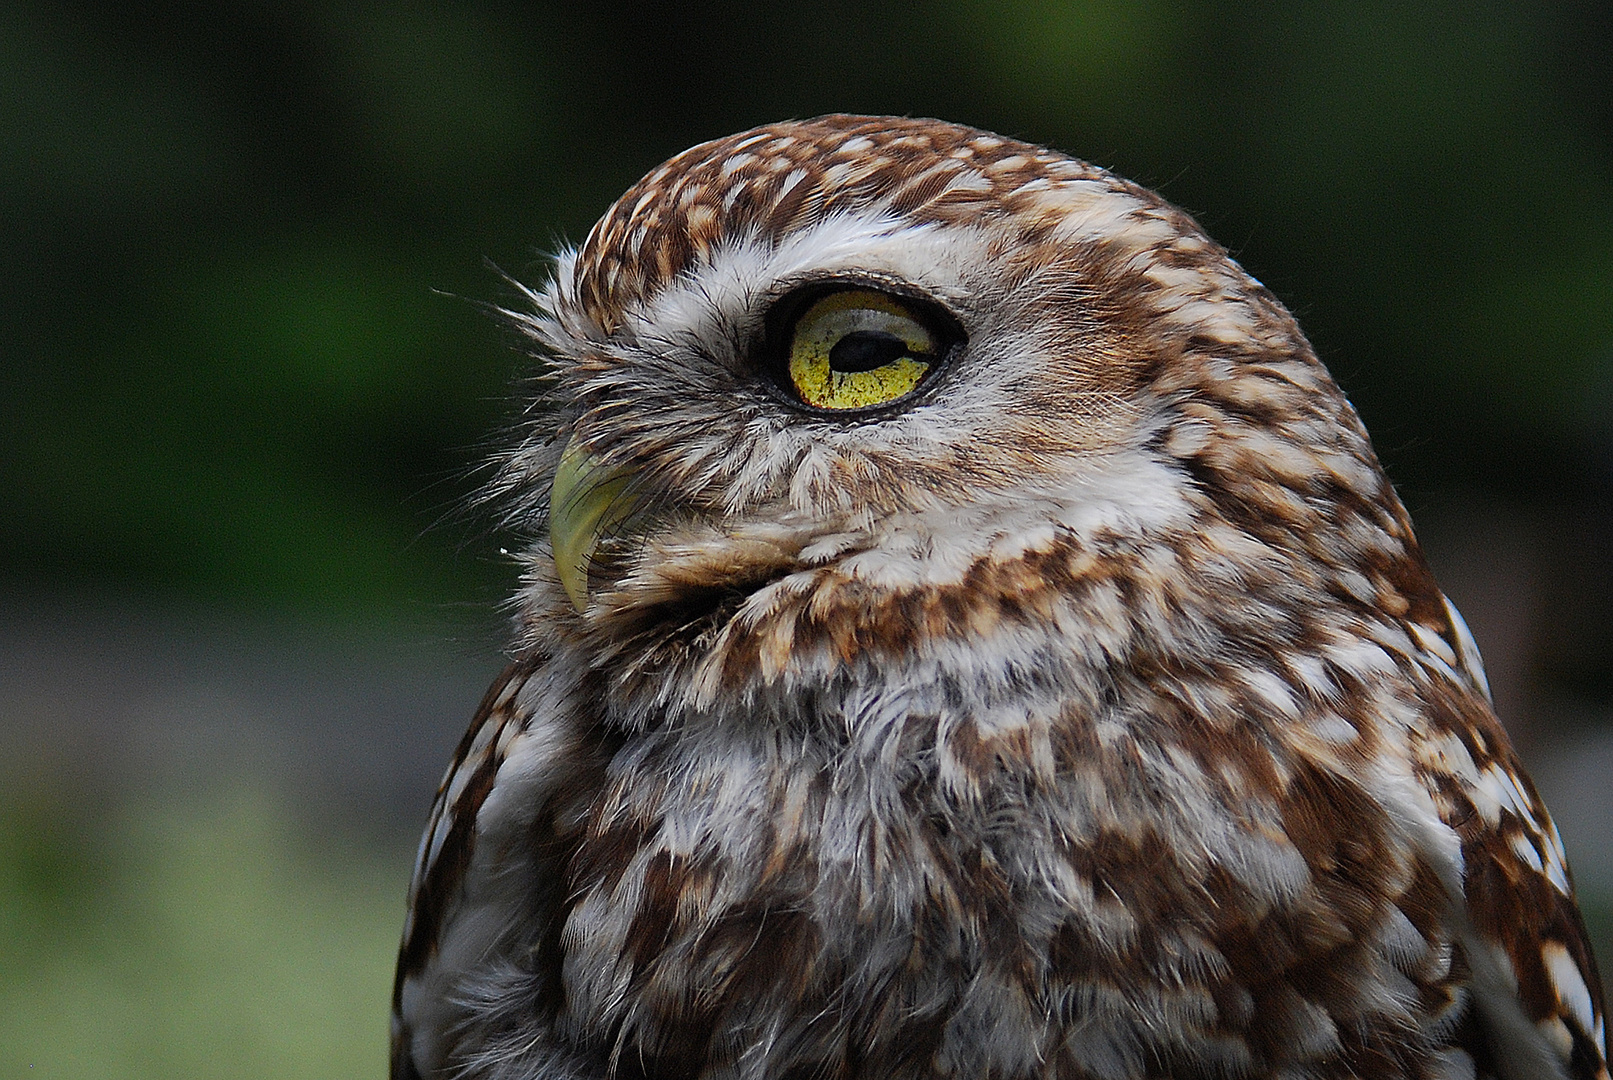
(391, 115, 1607, 1080)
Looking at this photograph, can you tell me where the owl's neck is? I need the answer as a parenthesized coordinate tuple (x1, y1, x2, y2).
(528, 434, 1445, 752)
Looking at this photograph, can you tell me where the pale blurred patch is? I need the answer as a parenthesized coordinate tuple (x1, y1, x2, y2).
(0, 790, 400, 1078)
(0, 596, 500, 1077)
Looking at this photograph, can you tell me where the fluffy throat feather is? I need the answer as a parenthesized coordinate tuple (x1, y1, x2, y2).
(533, 443, 1182, 683)
(529, 456, 1466, 754)
(559, 524, 1229, 730)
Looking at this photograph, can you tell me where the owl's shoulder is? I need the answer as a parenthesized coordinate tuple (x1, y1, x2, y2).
(391, 651, 610, 1078)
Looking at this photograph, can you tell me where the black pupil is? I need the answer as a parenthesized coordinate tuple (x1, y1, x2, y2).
(827, 330, 920, 373)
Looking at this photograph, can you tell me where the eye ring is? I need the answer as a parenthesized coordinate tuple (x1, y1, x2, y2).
(758, 282, 965, 418)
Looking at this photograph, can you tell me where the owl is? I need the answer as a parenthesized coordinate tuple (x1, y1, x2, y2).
(391, 116, 1607, 1080)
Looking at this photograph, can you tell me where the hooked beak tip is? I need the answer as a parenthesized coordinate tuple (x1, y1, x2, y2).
(549, 437, 639, 612)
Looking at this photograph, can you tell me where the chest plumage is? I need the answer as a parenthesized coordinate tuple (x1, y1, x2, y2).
(391, 116, 1606, 1080)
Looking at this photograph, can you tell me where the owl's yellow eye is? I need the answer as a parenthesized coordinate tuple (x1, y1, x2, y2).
(780, 289, 951, 411)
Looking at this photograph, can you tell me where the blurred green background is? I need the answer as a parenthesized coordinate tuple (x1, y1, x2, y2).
(2, 1, 1611, 1076)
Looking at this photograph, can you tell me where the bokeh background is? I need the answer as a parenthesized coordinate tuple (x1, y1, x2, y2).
(3, 1, 1612, 1075)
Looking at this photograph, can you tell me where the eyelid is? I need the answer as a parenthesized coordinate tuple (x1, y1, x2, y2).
(794, 298, 936, 357)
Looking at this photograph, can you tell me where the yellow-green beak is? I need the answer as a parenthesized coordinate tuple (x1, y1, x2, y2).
(549, 437, 641, 612)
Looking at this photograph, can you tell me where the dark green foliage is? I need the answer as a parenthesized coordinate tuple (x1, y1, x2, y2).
(4, 1, 1611, 613)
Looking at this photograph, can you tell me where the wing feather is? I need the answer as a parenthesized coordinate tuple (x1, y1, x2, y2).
(1421, 600, 1608, 1080)
(391, 657, 546, 1079)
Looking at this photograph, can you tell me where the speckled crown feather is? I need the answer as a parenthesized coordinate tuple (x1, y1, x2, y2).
(574, 115, 1130, 333)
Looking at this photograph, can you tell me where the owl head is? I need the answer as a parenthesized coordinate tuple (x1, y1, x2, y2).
(493, 114, 1428, 711)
